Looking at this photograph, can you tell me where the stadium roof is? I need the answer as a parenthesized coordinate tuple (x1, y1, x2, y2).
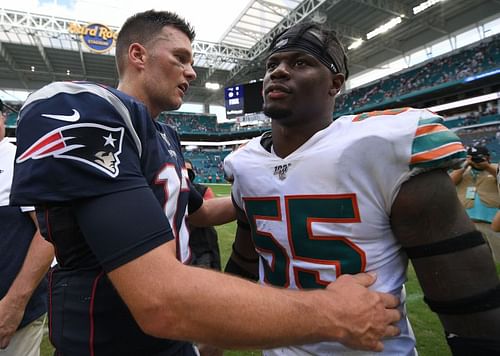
(0, 0, 499, 106)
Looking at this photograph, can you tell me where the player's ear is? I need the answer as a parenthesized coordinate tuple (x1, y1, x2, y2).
(128, 43, 147, 70)
(329, 73, 345, 97)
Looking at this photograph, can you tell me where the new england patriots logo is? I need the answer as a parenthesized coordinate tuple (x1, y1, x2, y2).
(16, 123, 125, 178)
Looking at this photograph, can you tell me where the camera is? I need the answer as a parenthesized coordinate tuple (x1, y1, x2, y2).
(467, 146, 489, 164)
(471, 154, 486, 163)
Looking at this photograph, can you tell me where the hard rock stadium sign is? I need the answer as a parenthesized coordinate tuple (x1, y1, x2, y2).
(68, 22, 117, 53)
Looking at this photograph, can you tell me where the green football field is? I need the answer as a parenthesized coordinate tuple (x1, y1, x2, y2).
(41, 183, 500, 356)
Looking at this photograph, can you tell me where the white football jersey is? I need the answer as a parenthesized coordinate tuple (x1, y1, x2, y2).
(224, 108, 465, 355)
(0, 139, 17, 206)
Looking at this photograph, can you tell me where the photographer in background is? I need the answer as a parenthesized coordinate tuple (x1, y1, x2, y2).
(450, 145, 500, 262)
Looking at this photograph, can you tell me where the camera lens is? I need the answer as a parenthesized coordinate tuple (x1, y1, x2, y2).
(471, 155, 485, 163)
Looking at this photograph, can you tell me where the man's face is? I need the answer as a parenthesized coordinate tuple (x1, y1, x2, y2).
(144, 26, 197, 112)
(467, 147, 491, 170)
(469, 154, 490, 170)
(262, 50, 334, 123)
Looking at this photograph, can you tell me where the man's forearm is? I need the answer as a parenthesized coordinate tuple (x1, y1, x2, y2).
(109, 241, 400, 351)
(0, 215, 54, 349)
(189, 196, 236, 227)
(4, 232, 54, 307)
(449, 167, 465, 185)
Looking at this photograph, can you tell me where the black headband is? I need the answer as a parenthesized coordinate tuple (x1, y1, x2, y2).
(268, 30, 339, 74)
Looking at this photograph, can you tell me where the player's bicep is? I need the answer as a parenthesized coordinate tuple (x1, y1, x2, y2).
(390, 169, 500, 339)
(73, 187, 173, 272)
(390, 170, 496, 294)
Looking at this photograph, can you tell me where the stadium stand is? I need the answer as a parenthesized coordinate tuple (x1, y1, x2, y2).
(3, 102, 499, 184)
(455, 123, 500, 162)
(183, 148, 233, 183)
(5, 112, 17, 128)
(159, 111, 219, 134)
(147, 32, 500, 162)
(334, 33, 500, 116)
(2, 11, 499, 184)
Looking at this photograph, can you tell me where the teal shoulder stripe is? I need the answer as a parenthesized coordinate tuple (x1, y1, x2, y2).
(410, 150, 466, 170)
(412, 130, 462, 155)
(417, 116, 444, 126)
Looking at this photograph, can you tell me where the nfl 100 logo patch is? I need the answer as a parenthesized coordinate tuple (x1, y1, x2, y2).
(273, 163, 291, 180)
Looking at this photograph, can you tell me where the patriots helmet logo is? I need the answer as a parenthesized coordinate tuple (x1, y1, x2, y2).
(16, 123, 125, 178)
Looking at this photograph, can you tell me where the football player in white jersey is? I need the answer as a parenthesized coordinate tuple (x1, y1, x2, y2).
(224, 22, 500, 355)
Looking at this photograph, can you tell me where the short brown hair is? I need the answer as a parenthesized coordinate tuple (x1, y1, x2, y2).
(115, 10, 195, 75)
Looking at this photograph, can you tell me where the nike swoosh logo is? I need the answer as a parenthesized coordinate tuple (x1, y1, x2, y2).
(41, 109, 80, 122)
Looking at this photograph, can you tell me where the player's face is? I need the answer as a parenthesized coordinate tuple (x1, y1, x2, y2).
(263, 51, 335, 124)
(145, 26, 196, 112)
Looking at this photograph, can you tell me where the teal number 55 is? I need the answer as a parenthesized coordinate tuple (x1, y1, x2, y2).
(244, 195, 366, 289)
